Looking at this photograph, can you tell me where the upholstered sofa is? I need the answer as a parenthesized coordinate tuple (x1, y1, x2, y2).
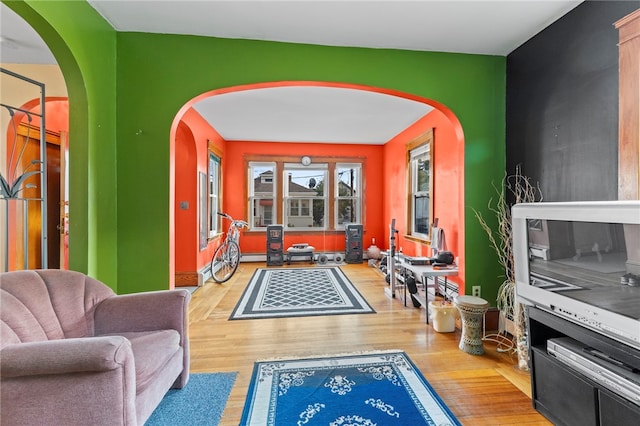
(0, 269, 191, 426)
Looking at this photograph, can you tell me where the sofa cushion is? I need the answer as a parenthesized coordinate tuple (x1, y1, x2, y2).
(102, 330, 181, 394)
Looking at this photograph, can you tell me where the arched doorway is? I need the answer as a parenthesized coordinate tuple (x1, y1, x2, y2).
(170, 81, 465, 289)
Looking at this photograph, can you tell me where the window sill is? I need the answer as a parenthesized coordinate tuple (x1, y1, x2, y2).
(403, 234, 430, 245)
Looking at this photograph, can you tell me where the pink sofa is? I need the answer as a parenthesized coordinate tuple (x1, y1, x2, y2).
(0, 269, 191, 425)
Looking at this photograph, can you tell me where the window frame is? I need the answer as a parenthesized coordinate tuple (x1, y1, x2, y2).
(406, 130, 434, 242)
(283, 163, 328, 230)
(334, 163, 362, 229)
(244, 156, 364, 232)
(248, 161, 277, 230)
(208, 152, 221, 238)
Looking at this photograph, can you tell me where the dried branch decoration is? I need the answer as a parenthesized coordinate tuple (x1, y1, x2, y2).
(473, 165, 542, 369)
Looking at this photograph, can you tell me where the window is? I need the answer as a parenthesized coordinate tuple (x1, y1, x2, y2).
(284, 164, 327, 229)
(248, 162, 276, 228)
(335, 164, 361, 228)
(208, 153, 221, 237)
(246, 157, 363, 232)
(407, 131, 433, 240)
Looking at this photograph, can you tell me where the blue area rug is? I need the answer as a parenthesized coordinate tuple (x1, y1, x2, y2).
(240, 351, 460, 426)
(145, 372, 237, 426)
(230, 267, 375, 320)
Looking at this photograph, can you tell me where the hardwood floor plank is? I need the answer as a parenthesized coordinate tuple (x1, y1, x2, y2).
(187, 262, 551, 425)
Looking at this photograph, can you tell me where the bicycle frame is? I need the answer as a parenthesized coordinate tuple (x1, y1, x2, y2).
(210, 212, 248, 283)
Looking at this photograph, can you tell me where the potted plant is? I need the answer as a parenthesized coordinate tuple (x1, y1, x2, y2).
(474, 166, 542, 370)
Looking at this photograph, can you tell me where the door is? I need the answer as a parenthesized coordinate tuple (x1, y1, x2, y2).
(8, 123, 60, 270)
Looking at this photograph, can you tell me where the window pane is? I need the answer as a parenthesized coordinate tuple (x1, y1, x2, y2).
(249, 162, 276, 229)
(409, 140, 431, 239)
(336, 164, 361, 227)
(252, 165, 274, 195)
(414, 194, 430, 234)
(284, 166, 326, 229)
(251, 198, 274, 227)
(209, 155, 220, 237)
(337, 166, 358, 196)
(285, 169, 325, 196)
(290, 199, 299, 216)
(301, 199, 310, 216)
(416, 155, 429, 193)
(312, 199, 325, 227)
(337, 199, 358, 225)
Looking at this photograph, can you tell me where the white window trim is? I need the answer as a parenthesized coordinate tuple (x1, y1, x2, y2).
(283, 163, 327, 230)
(409, 144, 430, 240)
(334, 163, 362, 229)
(208, 154, 220, 238)
(248, 161, 277, 230)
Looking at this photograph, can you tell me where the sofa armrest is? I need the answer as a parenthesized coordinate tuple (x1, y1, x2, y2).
(1, 336, 137, 425)
(1, 335, 133, 377)
(94, 289, 190, 335)
(94, 289, 191, 388)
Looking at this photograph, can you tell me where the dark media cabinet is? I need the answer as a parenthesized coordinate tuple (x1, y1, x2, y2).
(527, 307, 640, 426)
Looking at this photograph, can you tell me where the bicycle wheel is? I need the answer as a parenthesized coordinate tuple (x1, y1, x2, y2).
(210, 240, 240, 283)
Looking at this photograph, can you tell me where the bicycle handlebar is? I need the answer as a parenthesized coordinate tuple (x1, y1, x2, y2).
(217, 212, 248, 228)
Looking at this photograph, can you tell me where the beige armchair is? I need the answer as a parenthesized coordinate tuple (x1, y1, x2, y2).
(0, 269, 191, 426)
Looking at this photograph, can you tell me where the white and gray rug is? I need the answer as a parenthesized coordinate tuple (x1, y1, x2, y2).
(229, 267, 375, 320)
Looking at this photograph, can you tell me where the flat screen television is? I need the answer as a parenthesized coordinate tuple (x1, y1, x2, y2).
(513, 201, 640, 351)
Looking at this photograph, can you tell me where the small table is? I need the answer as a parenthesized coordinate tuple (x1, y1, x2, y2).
(394, 257, 459, 324)
(286, 246, 315, 264)
(453, 295, 490, 355)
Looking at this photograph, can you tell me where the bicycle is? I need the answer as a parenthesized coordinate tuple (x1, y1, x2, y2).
(210, 212, 249, 283)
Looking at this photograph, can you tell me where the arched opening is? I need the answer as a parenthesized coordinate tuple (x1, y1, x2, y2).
(170, 81, 465, 290)
(2, 1, 111, 287)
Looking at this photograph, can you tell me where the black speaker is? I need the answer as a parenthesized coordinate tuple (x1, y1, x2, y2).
(345, 224, 363, 264)
(266, 225, 284, 266)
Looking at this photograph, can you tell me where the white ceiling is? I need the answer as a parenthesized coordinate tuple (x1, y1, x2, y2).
(1, 0, 583, 144)
(193, 86, 433, 144)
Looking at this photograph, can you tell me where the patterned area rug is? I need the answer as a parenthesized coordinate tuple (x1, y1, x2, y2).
(239, 351, 460, 426)
(229, 267, 375, 320)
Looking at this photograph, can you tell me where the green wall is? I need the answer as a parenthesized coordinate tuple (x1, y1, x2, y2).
(6, 0, 118, 289)
(7, 0, 505, 301)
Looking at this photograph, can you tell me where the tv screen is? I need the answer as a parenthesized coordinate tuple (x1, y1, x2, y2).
(513, 201, 640, 350)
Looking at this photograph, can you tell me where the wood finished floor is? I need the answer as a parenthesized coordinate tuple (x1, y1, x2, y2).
(187, 262, 552, 425)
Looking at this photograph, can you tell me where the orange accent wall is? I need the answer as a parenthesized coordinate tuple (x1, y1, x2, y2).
(384, 107, 466, 293)
(174, 121, 197, 271)
(175, 108, 227, 279)
(224, 141, 386, 254)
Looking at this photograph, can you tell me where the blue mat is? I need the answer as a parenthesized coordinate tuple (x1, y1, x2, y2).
(240, 351, 460, 425)
(146, 372, 237, 425)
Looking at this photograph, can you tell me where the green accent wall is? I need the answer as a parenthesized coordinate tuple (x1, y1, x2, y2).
(6, 0, 118, 290)
(7, 1, 505, 301)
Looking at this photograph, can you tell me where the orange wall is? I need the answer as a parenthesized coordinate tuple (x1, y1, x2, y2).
(224, 141, 386, 255)
(174, 121, 197, 271)
(383, 108, 466, 293)
(175, 108, 226, 276)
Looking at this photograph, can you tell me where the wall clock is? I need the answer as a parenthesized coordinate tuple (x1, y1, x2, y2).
(301, 156, 312, 166)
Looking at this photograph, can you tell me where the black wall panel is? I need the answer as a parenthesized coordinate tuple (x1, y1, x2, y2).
(506, 1, 639, 201)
